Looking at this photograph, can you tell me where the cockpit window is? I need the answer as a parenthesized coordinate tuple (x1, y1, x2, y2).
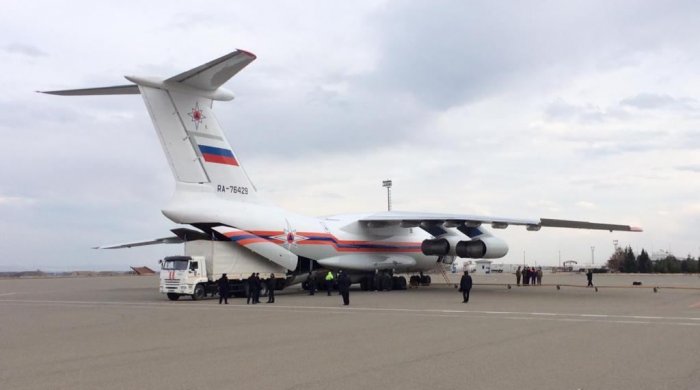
(162, 260, 188, 270)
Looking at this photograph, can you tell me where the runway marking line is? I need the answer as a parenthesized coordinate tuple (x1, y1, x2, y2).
(0, 292, 17, 296)
(2, 298, 700, 326)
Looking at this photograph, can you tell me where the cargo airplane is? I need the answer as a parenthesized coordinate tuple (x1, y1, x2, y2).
(42, 49, 641, 293)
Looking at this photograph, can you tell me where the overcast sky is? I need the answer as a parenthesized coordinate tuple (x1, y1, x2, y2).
(1, 0, 699, 271)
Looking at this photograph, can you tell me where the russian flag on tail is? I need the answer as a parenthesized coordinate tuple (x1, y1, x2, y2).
(199, 145, 238, 166)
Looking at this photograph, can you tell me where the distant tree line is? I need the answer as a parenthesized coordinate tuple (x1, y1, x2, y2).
(606, 247, 699, 273)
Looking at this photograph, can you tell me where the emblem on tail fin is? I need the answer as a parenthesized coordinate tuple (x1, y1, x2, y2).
(188, 102, 206, 130)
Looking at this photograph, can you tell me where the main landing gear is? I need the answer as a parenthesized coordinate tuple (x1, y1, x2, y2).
(408, 274, 431, 288)
(359, 272, 407, 291)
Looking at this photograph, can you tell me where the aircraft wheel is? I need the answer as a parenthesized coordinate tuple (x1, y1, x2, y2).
(360, 277, 372, 291)
(409, 275, 420, 287)
(192, 284, 206, 301)
(396, 276, 407, 290)
(382, 274, 393, 291)
(167, 293, 180, 301)
(419, 275, 431, 286)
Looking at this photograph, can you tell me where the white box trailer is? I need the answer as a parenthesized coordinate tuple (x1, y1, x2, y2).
(159, 240, 287, 301)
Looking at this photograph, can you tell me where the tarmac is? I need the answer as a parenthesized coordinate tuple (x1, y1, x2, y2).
(2, 272, 700, 390)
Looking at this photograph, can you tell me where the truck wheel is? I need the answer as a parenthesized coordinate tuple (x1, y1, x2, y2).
(167, 293, 180, 301)
(192, 284, 206, 301)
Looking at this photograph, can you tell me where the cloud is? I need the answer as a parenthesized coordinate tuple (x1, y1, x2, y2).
(620, 93, 697, 110)
(676, 165, 700, 173)
(3, 43, 47, 58)
(0, 195, 36, 207)
(544, 99, 610, 123)
(576, 201, 597, 210)
(2, 0, 700, 270)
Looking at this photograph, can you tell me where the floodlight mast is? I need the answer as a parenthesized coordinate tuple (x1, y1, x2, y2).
(382, 180, 392, 211)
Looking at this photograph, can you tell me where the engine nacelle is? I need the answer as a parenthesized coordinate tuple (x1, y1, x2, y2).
(421, 238, 449, 256)
(455, 236, 509, 259)
(421, 236, 464, 256)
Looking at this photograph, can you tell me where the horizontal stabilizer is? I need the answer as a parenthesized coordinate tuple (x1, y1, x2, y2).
(39, 84, 139, 96)
(94, 236, 183, 249)
(165, 49, 256, 91)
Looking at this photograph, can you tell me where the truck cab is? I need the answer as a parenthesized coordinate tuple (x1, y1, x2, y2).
(160, 255, 209, 301)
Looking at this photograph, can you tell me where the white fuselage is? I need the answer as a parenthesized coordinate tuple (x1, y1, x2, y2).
(162, 183, 437, 273)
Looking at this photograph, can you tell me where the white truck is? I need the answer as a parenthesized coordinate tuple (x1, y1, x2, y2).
(159, 240, 289, 301)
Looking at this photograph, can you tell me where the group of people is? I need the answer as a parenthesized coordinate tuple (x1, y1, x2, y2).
(515, 266, 543, 286)
(246, 272, 277, 304)
(218, 270, 352, 306)
(306, 270, 352, 305)
(214, 272, 277, 305)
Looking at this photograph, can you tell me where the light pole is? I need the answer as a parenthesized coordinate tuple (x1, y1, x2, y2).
(591, 246, 595, 265)
(382, 180, 392, 211)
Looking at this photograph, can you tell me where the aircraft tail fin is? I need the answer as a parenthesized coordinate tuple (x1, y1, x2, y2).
(41, 49, 263, 204)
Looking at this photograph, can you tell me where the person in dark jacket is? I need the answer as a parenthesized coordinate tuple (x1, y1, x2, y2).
(307, 272, 316, 295)
(586, 269, 594, 287)
(266, 273, 276, 303)
(337, 270, 351, 305)
(246, 273, 255, 304)
(515, 266, 521, 286)
(459, 270, 473, 303)
(523, 267, 530, 286)
(253, 273, 262, 304)
(217, 273, 229, 304)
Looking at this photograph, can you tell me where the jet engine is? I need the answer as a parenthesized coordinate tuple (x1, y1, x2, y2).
(421, 238, 448, 255)
(455, 236, 509, 259)
(421, 236, 463, 256)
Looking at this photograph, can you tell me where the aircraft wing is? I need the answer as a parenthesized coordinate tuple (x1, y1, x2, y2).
(358, 211, 642, 233)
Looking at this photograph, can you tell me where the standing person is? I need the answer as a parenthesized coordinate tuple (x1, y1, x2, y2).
(325, 270, 334, 296)
(246, 273, 255, 304)
(537, 267, 543, 286)
(307, 272, 316, 295)
(216, 273, 229, 304)
(459, 270, 473, 303)
(253, 273, 261, 304)
(586, 269, 594, 287)
(337, 270, 351, 305)
(515, 266, 522, 286)
(524, 267, 530, 285)
(266, 273, 276, 303)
